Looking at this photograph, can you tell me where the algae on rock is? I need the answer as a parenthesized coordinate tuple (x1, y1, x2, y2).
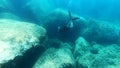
(33, 43, 75, 68)
(0, 19, 46, 66)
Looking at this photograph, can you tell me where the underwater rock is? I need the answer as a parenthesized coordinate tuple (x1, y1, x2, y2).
(91, 44, 120, 68)
(43, 9, 87, 42)
(74, 37, 91, 59)
(33, 43, 75, 68)
(75, 37, 120, 68)
(82, 19, 120, 44)
(76, 39, 120, 68)
(0, 19, 46, 67)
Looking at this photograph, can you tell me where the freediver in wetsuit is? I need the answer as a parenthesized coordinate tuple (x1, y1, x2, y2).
(58, 10, 80, 33)
(58, 11, 80, 41)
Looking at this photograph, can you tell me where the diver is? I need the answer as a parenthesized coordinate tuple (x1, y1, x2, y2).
(57, 10, 80, 42)
(58, 10, 80, 33)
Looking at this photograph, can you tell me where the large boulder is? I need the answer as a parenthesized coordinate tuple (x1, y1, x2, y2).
(33, 43, 75, 68)
(82, 19, 120, 44)
(0, 19, 46, 67)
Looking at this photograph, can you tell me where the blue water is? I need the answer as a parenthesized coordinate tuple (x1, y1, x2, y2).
(1, 0, 120, 68)
(1, 0, 120, 22)
(51, 0, 120, 22)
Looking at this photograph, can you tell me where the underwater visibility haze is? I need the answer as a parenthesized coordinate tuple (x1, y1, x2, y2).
(0, 0, 120, 68)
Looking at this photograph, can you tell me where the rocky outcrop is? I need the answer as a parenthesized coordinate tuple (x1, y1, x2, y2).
(33, 43, 75, 68)
(74, 37, 92, 59)
(81, 19, 120, 44)
(75, 37, 120, 68)
(0, 19, 46, 67)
